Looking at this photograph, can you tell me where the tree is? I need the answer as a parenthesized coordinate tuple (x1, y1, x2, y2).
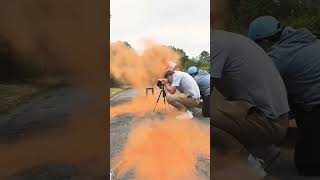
(168, 46, 191, 70)
(225, 0, 320, 35)
(198, 50, 210, 64)
(122, 41, 132, 49)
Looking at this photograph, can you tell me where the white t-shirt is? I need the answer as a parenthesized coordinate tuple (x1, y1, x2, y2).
(171, 71, 201, 99)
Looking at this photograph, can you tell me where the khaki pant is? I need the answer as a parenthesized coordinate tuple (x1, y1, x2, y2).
(167, 93, 201, 112)
(211, 88, 289, 159)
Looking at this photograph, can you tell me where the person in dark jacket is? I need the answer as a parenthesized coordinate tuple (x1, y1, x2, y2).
(249, 16, 320, 176)
(187, 66, 210, 117)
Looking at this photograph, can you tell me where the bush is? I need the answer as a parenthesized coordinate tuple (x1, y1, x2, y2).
(181, 58, 209, 72)
(198, 65, 210, 72)
(229, 0, 320, 35)
(111, 77, 121, 87)
(0, 38, 46, 82)
(181, 59, 195, 71)
(16, 59, 44, 78)
(284, 15, 320, 37)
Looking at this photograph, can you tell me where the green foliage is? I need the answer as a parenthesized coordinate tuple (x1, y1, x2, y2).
(169, 46, 210, 72)
(199, 65, 210, 72)
(16, 59, 44, 78)
(111, 77, 120, 87)
(231, 0, 279, 33)
(122, 41, 132, 49)
(110, 88, 124, 97)
(284, 16, 320, 37)
(198, 50, 210, 64)
(229, 0, 320, 35)
(168, 46, 190, 71)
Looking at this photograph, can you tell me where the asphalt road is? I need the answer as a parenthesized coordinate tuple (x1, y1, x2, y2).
(1, 86, 310, 180)
(0, 85, 106, 179)
(110, 89, 210, 180)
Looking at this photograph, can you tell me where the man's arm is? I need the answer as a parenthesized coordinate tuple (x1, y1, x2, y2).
(165, 83, 177, 94)
(158, 79, 177, 94)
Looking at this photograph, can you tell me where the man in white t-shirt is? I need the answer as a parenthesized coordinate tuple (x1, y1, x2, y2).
(160, 70, 201, 119)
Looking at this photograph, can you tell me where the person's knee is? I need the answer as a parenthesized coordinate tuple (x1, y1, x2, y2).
(166, 94, 175, 104)
(212, 126, 247, 156)
(166, 94, 180, 107)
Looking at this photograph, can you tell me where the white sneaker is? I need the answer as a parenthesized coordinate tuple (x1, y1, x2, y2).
(110, 169, 115, 180)
(249, 145, 281, 171)
(176, 110, 193, 120)
(247, 154, 267, 178)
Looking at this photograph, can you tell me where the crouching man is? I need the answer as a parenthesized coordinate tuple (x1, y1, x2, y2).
(211, 30, 290, 174)
(160, 70, 201, 119)
(187, 66, 211, 117)
(248, 16, 320, 176)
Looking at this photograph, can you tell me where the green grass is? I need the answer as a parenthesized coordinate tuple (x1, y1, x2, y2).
(0, 81, 66, 114)
(0, 84, 42, 113)
(110, 88, 125, 97)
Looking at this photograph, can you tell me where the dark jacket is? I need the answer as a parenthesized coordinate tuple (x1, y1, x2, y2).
(268, 27, 320, 111)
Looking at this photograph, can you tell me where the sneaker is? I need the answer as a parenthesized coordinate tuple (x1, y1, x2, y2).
(248, 154, 267, 178)
(176, 110, 193, 120)
(110, 169, 115, 180)
(248, 145, 281, 174)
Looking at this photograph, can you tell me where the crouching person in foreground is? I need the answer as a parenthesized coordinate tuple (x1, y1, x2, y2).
(211, 30, 290, 175)
(248, 16, 320, 176)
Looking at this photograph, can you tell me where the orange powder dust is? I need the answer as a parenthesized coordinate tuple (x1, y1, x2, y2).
(110, 41, 181, 118)
(110, 41, 209, 180)
(110, 42, 180, 89)
(110, 89, 175, 118)
(112, 118, 210, 180)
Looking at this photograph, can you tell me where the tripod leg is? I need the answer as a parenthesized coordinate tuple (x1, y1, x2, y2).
(163, 91, 167, 112)
(153, 90, 163, 112)
(163, 90, 170, 111)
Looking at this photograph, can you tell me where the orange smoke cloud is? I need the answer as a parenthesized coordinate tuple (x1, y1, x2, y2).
(0, 0, 107, 177)
(112, 118, 210, 180)
(110, 40, 182, 118)
(110, 41, 210, 179)
(110, 89, 177, 118)
(110, 41, 180, 89)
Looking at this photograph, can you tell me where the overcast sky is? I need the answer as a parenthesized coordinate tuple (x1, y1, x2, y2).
(110, 0, 210, 57)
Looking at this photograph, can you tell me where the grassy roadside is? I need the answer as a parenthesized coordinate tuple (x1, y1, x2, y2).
(110, 87, 126, 97)
(0, 81, 66, 114)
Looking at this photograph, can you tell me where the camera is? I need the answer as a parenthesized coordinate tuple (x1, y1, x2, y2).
(157, 80, 165, 89)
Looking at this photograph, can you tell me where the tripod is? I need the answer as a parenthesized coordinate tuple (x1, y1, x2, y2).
(153, 85, 169, 112)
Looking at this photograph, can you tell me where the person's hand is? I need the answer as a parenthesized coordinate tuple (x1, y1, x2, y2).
(158, 79, 167, 84)
(163, 79, 168, 84)
(163, 79, 168, 85)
